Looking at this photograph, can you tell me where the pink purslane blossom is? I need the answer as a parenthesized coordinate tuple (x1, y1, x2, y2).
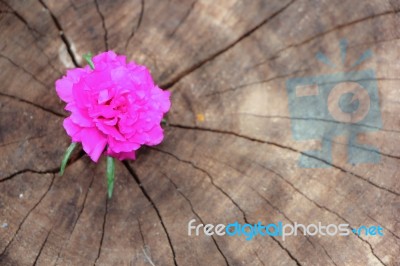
(56, 51, 171, 162)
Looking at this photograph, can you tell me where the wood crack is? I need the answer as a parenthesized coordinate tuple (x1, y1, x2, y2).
(94, 197, 108, 265)
(230, 113, 400, 160)
(33, 228, 52, 265)
(1, 168, 58, 183)
(137, 219, 156, 266)
(160, 0, 296, 89)
(55, 173, 96, 264)
(0, 134, 50, 148)
(0, 53, 49, 89)
(266, 10, 399, 64)
(0, 92, 65, 117)
(152, 147, 248, 223)
(168, 124, 400, 197)
(124, 0, 144, 52)
(94, 0, 108, 50)
(253, 162, 386, 265)
(366, 214, 400, 241)
(0, 173, 56, 258)
(152, 148, 302, 266)
(211, 158, 339, 264)
(123, 162, 178, 266)
(207, 76, 400, 97)
(270, 237, 301, 265)
(169, 0, 197, 38)
(0, 0, 42, 37)
(0, 149, 84, 183)
(38, 0, 79, 67)
(354, 234, 386, 266)
(161, 172, 230, 266)
(252, 188, 338, 266)
(204, 69, 308, 97)
(254, 250, 266, 266)
(234, 113, 400, 134)
(0, 0, 61, 74)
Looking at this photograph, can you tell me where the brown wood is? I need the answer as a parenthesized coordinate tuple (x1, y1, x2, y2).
(1, 0, 399, 265)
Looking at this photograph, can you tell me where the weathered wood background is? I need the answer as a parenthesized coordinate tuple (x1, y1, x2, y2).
(1, 0, 399, 265)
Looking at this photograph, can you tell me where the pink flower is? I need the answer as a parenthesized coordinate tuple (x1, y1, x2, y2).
(56, 51, 170, 162)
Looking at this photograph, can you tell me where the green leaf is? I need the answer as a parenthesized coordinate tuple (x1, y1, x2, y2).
(83, 52, 95, 70)
(161, 118, 167, 126)
(107, 156, 115, 198)
(60, 142, 77, 176)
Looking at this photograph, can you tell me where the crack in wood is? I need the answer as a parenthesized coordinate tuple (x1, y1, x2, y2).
(0, 54, 49, 89)
(160, 172, 230, 266)
(38, 0, 79, 67)
(124, 0, 144, 52)
(204, 69, 309, 97)
(1, 168, 58, 183)
(0, 0, 61, 74)
(252, 189, 315, 248)
(123, 161, 178, 266)
(162, 8, 399, 95)
(168, 124, 400, 197)
(93, 197, 109, 265)
(354, 233, 386, 266)
(152, 147, 249, 224)
(222, 112, 400, 160)
(233, 112, 400, 134)
(55, 172, 96, 264)
(270, 237, 302, 265)
(0, 149, 84, 183)
(136, 219, 156, 266)
(251, 162, 386, 265)
(153, 147, 303, 265)
(265, 10, 400, 64)
(366, 214, 400, 241)
(252, 188, 339, 266)
(0, 0, 42, 38)
(254, 250, 266, 266)
(160, 0, 297, 89)
(211, 156, 340, 265)
(0, 134, 50, 148)
(0, 92, 65, 117)
(206, 74, 400, 97)
(169, 0, 197, 38)
(93, 0, 108, 51)
(0, 173, 56, 258)
(33, 228, 52, 266)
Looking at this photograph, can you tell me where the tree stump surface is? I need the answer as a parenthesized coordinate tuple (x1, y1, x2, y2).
(1, 0, 399, 265)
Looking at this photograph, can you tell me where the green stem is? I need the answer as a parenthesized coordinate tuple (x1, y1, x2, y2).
(60, 142, 77, 176)
(107, 156, 115, 198)
(83, 52, 95, 70)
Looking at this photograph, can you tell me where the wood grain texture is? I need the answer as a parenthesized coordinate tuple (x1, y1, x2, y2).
(1, 0, 399, 265)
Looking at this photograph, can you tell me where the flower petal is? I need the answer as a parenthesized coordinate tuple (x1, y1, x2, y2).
(80, 128, 107, 162)
(108, 137, 140, 153)
(107, 149, 136, 160)
(151, 86, 171, 113)
(56, 78, 74, 103)
(56, 51, 171, 162)
(145, 125, 164, 145)
(96, 122, 125, 141)
(63, 117, 82, 142)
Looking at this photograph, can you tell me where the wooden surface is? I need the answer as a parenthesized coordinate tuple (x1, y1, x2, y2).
(1, 0, 400, 265)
